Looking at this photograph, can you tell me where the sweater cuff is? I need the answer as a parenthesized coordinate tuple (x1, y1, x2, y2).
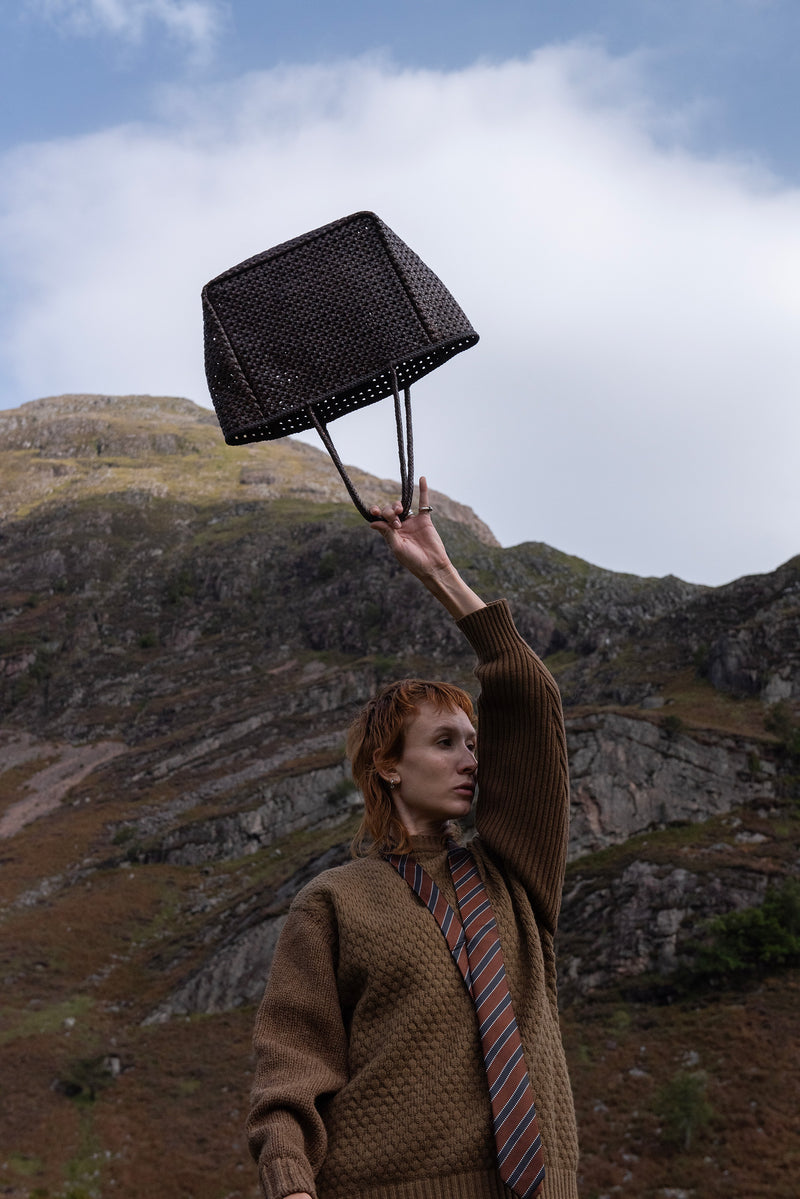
(456, 598, 520, 660)
(259, 1156, 317, 1199)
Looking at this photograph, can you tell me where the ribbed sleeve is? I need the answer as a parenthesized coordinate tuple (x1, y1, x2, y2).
(457, 600, 570, 933)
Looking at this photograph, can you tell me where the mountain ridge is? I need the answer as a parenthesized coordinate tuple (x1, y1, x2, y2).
(0, 392, 500, 546)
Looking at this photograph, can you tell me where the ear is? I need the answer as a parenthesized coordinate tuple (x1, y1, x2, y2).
(373, 752, 397, 783)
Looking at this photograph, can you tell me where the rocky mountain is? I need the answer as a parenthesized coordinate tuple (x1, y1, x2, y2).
(1, 394, 798, 1199)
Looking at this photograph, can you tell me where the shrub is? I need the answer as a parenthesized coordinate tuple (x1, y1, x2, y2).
(654, 1069, 713, 1150)
(689, 877, 800, 982)
(317, 551, 339, 581)
(693, 643, 710, 678)
(747, 751, 762, 777)
(165, 567, 196, 605)
(765, 700, 800, 755)
(662, 713, 685, 740)
(327, 777, 358, 805)
(56, 1055, 116, 1102)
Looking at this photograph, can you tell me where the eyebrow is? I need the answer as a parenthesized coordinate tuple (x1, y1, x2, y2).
(432, 723, 475, 737)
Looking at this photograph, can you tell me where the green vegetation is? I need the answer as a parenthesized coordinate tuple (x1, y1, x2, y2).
(607, 1006, 632, 1039)
(765, 699, 800, 756)
(326, 776, 358, 804)
(688, 877, 800, 982)
(267, 497, 358, 524)
(316, 550, 339, 580)
(165, 567, 196, 604)
(660, 669, 769, 738)
(747, 750, 763, 777)
(61, 1106, 106, 1198)
(58, 1054, 117, 1103)
(362, 600, 384, 634)
(693, 642, 710, 678)
(7, 1151, 45, 1177)
(662, 712, 686, 739)
(371, 653, 402, 679)
(566, 813, 734, 876)
(654, 1069, 714, 1150)
(0, 996, 94, 1046)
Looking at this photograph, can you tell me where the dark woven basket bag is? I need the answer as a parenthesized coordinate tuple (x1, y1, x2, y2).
(202, 211, 478, 520)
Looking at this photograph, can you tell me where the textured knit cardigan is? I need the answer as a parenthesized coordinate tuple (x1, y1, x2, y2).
(248, 600, 580, 1199)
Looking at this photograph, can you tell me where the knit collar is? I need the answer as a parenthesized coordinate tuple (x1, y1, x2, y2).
(407, 829, 462, 862)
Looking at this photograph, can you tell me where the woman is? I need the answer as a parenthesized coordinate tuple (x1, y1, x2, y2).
(247, 479, 579, 1199)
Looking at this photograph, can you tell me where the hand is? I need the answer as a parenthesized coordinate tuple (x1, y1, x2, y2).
(370, 477, 485, 620)
(369, 477, 450, 584)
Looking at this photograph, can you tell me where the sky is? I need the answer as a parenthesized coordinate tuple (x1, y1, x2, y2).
(1, 1, 799, 586)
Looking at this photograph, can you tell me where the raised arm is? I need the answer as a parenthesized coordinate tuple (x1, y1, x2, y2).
(369, 477, 485, 620)
(371, 479, 570, 931)
(458, 601, 570, 932)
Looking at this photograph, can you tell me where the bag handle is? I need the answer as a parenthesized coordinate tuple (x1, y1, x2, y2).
(307, 367, 415, 522)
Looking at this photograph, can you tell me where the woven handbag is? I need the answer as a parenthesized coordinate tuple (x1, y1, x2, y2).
(202, 211, 478, 520)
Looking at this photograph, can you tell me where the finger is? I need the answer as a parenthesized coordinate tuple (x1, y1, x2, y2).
(418, 476, 429, 510)
(371, 510, 402, 530)
(369, 502, 397, 522)
(382, 502, 404, 525)
(369, 513, 404, 538)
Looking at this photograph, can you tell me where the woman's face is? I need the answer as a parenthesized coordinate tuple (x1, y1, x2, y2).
(385, 701, 477, 836)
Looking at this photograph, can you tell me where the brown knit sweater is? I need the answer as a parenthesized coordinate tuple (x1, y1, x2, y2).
(248, 600, 579, 1199)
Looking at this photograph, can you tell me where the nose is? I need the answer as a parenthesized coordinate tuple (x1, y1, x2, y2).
(460, 747, 477, 773)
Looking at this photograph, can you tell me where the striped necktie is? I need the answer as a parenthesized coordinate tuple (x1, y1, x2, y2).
(386, 844, 546, 1199)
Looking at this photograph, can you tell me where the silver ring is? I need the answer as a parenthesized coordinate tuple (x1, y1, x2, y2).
(420, 505, 433, 512)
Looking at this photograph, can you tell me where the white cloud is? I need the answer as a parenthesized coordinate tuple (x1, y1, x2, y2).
(1, 46, 799, 584)
(26, 0, 221, 58)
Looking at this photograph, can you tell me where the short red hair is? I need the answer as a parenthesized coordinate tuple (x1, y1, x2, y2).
(347, 678, 475, 857)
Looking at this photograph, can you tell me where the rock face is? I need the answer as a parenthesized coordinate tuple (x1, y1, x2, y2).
(145, 842, 353, 1021)
(558, 854, 772, 1002)
(146, 914, 288, 1020)
(148, 763, 361, 867)
(1, 392, 798, 1030)
(566, 713, 775, 858)
(706, 589, 800, 702)
(137, 708, 777, 872)
(138, 712, 789, 1019)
